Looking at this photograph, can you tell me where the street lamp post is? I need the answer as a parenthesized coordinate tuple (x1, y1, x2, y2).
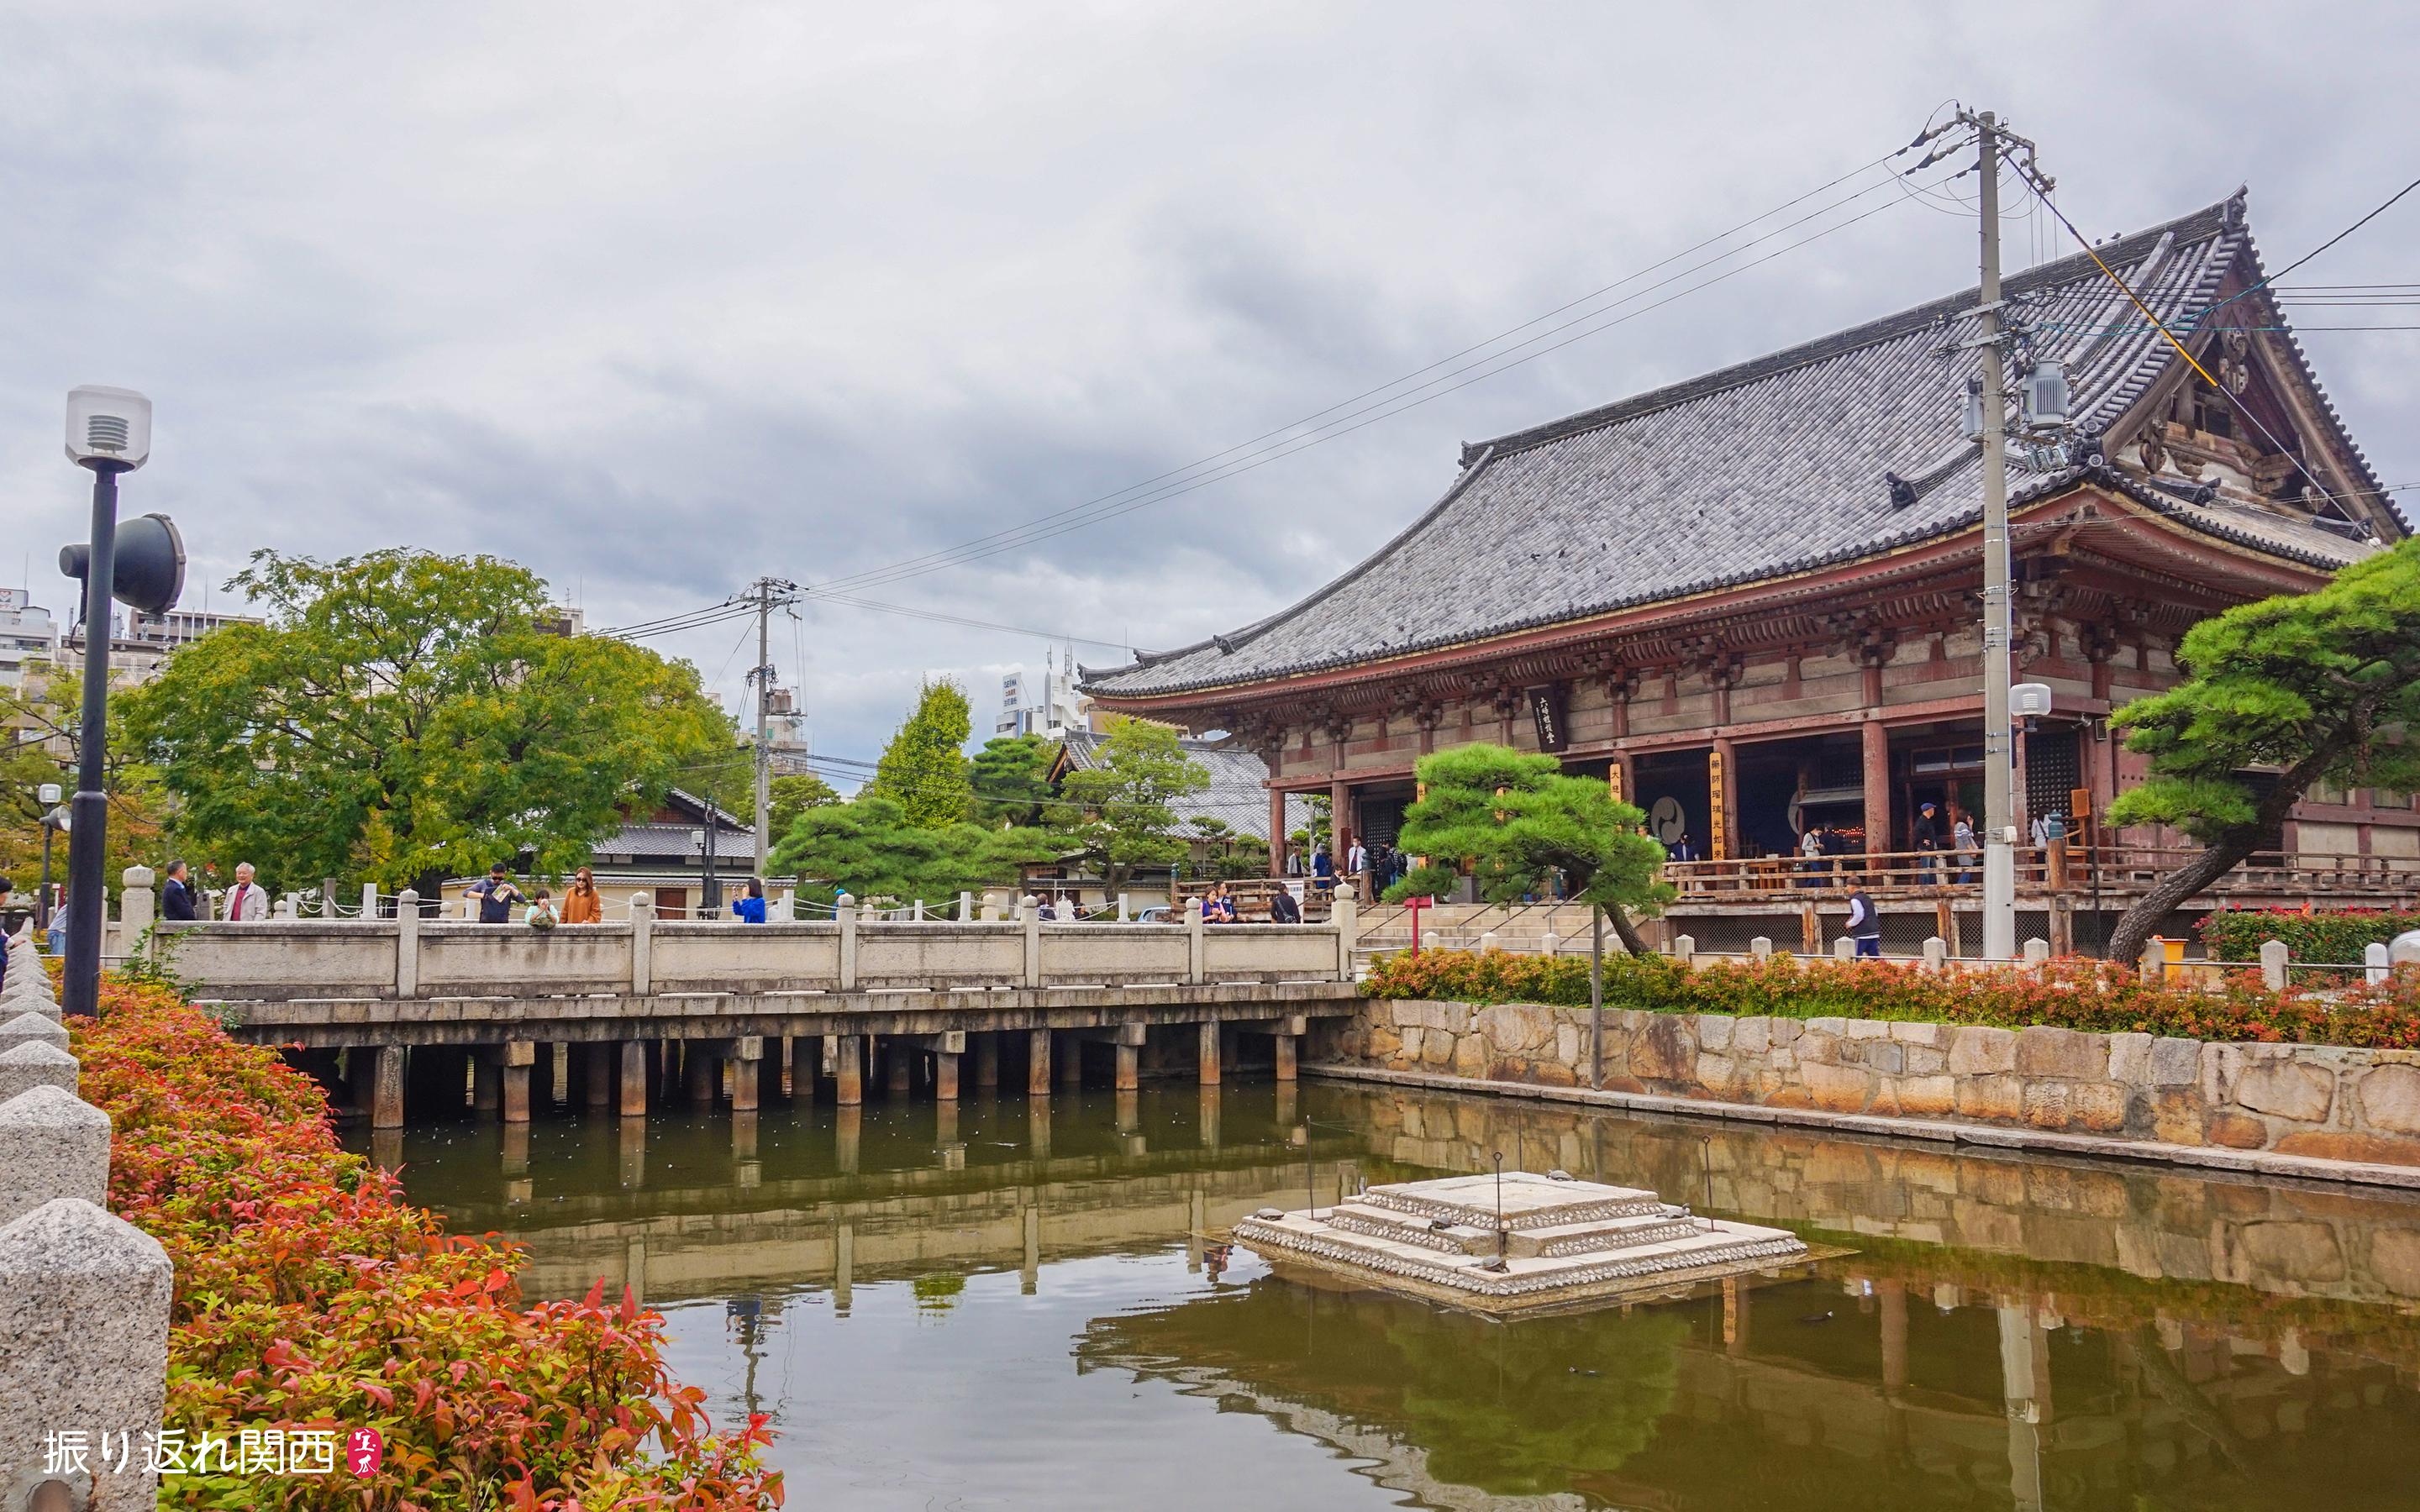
(36, 783, 65, 932)
(56, 382, 186, 1016)
(58, 386, 156, 1018)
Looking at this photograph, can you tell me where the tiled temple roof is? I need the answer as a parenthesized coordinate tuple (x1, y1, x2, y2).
(1083, 194, 2390, 700)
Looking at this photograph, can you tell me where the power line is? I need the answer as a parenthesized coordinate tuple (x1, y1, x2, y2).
(2195, 175, 2420, 323)
(805, 146, 1954, 598)
(814, 171, 1960, 599)
(813, 592, 1130, 650)
(2011, 158, 2362, 513)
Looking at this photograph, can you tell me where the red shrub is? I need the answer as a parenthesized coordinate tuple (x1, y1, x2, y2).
(72, 977, 782, 1511)
(1362, 948, 2420, 1047)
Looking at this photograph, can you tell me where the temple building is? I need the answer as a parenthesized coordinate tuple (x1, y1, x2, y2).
(1081, 194, 2416, 949)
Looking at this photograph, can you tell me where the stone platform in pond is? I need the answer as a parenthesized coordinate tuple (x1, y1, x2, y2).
(1233, 1171, 1814, 1316)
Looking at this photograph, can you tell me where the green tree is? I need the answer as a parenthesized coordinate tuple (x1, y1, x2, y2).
(768, 794, 1058, 912)
(868, 679, 974, 828)
(1386, 743, 1671, 953)
(767, 771, 841, 837)
(1056, 717, 1208, 894)
(117, 549, 732, 890)
(2104, 538, 2420, 966)
(2, 662, 175, 904)
(970, 733, 1055, 827)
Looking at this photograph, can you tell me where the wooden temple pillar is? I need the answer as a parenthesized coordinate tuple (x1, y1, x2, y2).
(1862, 719, 1891, 855)
(1328, 773, 1352, 869)
(1268, 785, 1288, 878)
(1710, 738, 1739, 863)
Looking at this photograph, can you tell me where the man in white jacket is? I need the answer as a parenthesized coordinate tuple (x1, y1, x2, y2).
(223, 862, 270, 921)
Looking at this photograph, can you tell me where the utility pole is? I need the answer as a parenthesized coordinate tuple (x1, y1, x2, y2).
(744, 575, 798, 876)
(1954, 108, 2038, 961)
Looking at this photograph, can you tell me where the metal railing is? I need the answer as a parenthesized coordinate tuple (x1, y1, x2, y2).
(1661, 844, 2420, 902)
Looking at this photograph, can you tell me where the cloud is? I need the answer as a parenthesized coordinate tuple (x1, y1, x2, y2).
(4, 2, 2413, 760)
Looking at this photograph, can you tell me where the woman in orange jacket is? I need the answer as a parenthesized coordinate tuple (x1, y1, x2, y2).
(560, 867, 604, 924)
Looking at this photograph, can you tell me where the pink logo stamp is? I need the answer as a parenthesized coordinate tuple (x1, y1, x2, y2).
(345, 1428, 383, 1477)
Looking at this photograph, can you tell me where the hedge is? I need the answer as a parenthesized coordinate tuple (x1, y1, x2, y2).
(2197, 906, 2420, 964)
(1361, 948, 2420, 1048)
(71, 974, 783, 1511)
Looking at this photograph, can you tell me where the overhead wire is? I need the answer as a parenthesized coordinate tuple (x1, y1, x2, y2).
(806, 145, 1962, 598)
(2008, 156, 2363, 512)
(813, 166, 1966, 598)
(2192, 176, 2420, 325)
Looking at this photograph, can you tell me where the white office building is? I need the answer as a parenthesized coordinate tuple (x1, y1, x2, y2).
(997, 644, 1086, 738)
(0, 590, 58, 690)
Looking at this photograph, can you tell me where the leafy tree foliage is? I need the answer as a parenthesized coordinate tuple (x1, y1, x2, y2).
(1, 664, 176, 902)
(2104, 539, 2420, 964)
(868, 679, 973, 828)
(117, 549, 732, 890)
(767, 772, 841, 837)
(767, 793, 1056, 912)
(970, 733, 1056, 827)
(1056, 717, 1208, 894)
(1385, 743, 1671, 951)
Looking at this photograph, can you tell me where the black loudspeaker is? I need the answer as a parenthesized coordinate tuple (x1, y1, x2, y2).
(60, 512, 187, 616)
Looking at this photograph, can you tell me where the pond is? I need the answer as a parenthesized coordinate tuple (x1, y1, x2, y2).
(359, 1079, 2420, 1510)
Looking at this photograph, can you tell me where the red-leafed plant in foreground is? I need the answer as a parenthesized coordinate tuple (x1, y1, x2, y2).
(70, 974, 782, 1511)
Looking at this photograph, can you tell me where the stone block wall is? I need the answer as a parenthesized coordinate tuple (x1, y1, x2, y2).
(1322, 999, 2420, 1168)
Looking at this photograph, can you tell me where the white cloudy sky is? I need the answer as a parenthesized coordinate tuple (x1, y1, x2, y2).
(7, 3, 2414, 768)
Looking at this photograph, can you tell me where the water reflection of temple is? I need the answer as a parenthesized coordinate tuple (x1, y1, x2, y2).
(1074, 1089, 2420, 1510)
(384, 1084, 2420, 1510)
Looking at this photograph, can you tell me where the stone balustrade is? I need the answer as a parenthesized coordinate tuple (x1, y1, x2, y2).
(151, 889, 1360, 1003)
(0, 926, 172, 1511)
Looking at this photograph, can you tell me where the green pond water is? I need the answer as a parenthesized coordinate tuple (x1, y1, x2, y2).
(358, 1079, 2420, 1510)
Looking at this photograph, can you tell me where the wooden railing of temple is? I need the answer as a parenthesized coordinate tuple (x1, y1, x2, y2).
(1662, 846, 2420, 904)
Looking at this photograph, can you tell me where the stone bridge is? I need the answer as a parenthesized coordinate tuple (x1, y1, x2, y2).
(130, 884, 1364, 1130)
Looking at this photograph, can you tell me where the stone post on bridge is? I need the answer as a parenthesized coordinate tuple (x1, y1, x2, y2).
(836, 894, 859, 990)
(1186, 897, 1205, 985)
(629, 895, 653, 995)
(0, 927, 174, 1511)
(118, 867, 155, 959)
(1022, 897, 1043, 988)
(393, 888, 424, 997)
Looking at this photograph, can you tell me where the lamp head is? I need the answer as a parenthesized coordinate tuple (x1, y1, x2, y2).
(65, 386, 151, 470)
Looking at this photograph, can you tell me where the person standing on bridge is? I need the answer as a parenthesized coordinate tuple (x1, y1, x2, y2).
(731, 877, 767, 924)
(560, 867, 602, 924)
(223, 862, 270, 921)
(466, 863, 524, 924)
(162, 859, 198, 921)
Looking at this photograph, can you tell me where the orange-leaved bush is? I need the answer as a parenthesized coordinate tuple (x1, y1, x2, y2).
(71, 976, 782, 1511)
(1360, 948, 2420, 1047)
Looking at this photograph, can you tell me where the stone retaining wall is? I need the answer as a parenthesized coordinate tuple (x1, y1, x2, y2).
(1320, 999, 2420, 1169)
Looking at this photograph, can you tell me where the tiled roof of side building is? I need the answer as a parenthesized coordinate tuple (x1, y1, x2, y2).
(1056, 729, 1313, 837)
(1081, 194, 2391, 700)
